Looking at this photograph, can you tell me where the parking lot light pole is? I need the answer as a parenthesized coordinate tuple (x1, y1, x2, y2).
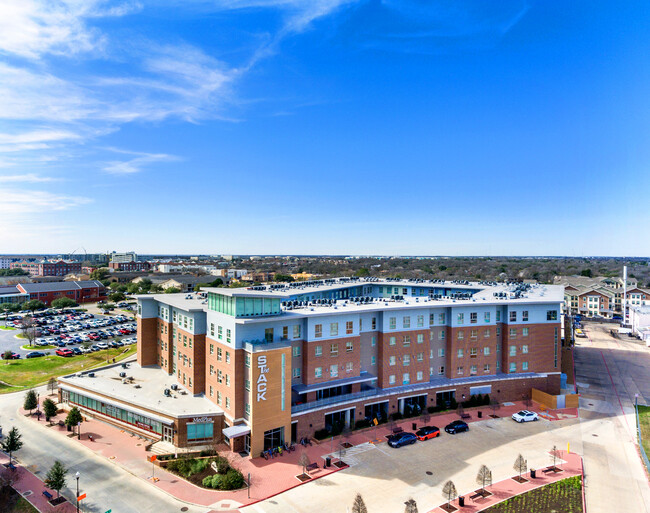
(75, 472, 80, 513)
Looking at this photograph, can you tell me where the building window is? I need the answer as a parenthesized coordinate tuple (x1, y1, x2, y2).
(439, 330, 445, 340)
(245, 354, 251, 367)
(417, 333, 424, 344)
(315, 367, 322, 378)
(346, 321, 353, 334)
(509, 345, 517, 356)
(315, 345, 322, 357)
(416, 352, 424, 362)
(439, 313, 446, 324)
(430, 313, 435, 325)
(217, 347, 222, 361)
(457, 313, 464, 325)
(470, 329, 478, 339)
(522, 344, 529, 354)
(484, 312, 490, 323)
(496, 326, 501, 336)
(470, 312, 477, 324)
(217, 391, 222, 405)
(217, 370, 223, 383)
(245, 379, 250, 390)
(402, 373, 410, 384)
(403, 355, 410, 366)
(209, 344, 214, 355)
(371, 317, 377, 330)
(417, 315, 424, 327)
(346, 362, 353, 373)
(457, 366, 463, 375)
(330, 323, 338, 336)
(438, 348, 445, 357)
(330, 344, 339, 356)
(209, 385, 213, 397)
(225, 374, 230, 387)
(522, 311, 529, 322)
(264, 328, 273, 343)
(416, 370, 423, 381)
(547, 310, 558, 321)
(389, 317, 396, 329)
(226, 329, 231, 343)
(329, 364, 338, 377)
(389, 356, 396, 366)
(218, 326, 223, 339)
(439, 366, 445, 375)
(293, 368, 301, 378)
(403, 316, 411, 328)
(509, 362, 516, 373)
(371, 355, 376, 365)
(292, 345, 301, 357)
(315, 324, 322, 338)
(282, 326, 288, 339)
(389, 375, 396, 384)
(469, 347, 478, 357)
(510, 311, 517, 322)
(403, 335, 411, 347)
(509, 328, 517, 338)
(470, 365, 477, 375)
(522, 361, 529, 371)
(484, 364, 490, 373)
(225, 397, 230, 409)
(371, 336, 376, 347)
(496, 311, 501, 322)
(457, 331, 464, 340)
(389, 336, 396, 346)
(209, 364, 214, 375)
(457, 348, 464, 358)
(484, 346, 490, 356)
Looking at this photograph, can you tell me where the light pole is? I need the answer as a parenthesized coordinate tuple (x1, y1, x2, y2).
(75, 472, 80, 513)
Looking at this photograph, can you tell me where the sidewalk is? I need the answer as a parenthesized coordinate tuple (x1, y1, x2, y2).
(427, 450, 583, 513)
(22, 398, 579, 510)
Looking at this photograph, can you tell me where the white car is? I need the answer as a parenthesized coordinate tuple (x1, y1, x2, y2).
(512, 410, 539, 423)
(96, 342, 109, 349)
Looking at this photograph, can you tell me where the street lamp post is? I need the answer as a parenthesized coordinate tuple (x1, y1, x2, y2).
(75, 472, 80, 513)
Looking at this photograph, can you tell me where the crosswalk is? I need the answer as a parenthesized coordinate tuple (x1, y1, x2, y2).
(321, 441, 377, 467)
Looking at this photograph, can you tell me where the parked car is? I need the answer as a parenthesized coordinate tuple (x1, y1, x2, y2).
(96, 342, 108, 350)
(25, 351, 46, 358)
(444, 420, 469, 434)
(55, 348, 73, 357)
(512, 410, 539, 423)
(2, 352, 21, 360)
(415, 425, 441, 441)
(387, 431, 418, 448)
(72, 347, 83, 355)
(90, 345, 101, 352)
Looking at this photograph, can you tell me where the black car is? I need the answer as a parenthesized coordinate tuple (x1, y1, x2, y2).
(25, 351, 46, 358)
(444, 420, 469, 434)
(72, 347, 83, 355)
(387, 431, 417, 448)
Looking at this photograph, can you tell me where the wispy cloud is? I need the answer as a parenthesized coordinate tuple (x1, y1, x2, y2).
(0, 173, 60, 183)
(102, 148, 180, 174)
(0, 189, 92, 215)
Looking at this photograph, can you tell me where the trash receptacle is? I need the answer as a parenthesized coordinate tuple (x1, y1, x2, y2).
(478, 411, 482, 418)
(459, 496, 465, 507)
(531, 469, 536, 479)
(67, 424, 71, 432)
(412, 423, 417, 431)
(325, 457, 331, 468)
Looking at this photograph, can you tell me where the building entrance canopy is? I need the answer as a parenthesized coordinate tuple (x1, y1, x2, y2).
(222, 425, 251, 439)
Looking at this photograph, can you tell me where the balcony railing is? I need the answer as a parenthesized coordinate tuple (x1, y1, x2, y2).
(291, 388, 379, 413)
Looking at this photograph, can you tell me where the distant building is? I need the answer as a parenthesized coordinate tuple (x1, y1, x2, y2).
(241, 271, 275, 283)
(109, 262, 151, 272)
(630, 306, 650, 344)
(0, 286, 29, 304)
(10, 259, 82, 277)
(0, 257, 11, 269)
(15, 280, 106, 305)
(110, 252, 138, 264)
(291, 272, 316, 281)
(226, 269, 248, 280)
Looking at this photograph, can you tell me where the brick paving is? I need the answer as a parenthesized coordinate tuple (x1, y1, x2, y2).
(19, 398, 579, 511)
(427, 450, 583, 513)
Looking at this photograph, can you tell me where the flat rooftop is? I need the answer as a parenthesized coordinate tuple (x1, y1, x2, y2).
(59, 362, 222, 419)
(137, 292, 207, 311)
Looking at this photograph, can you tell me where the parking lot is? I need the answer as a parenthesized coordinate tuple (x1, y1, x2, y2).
(1, 308, 137, 360)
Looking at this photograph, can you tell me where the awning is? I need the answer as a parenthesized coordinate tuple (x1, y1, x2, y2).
(222, 425, 250, 439)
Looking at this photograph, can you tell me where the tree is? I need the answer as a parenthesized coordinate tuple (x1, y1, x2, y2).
(550, 444, 561, 468)
(514, 454, 527, 478)
(24, 389, 38, 414)
(109, 282, 120, 291)
(21, 300, 45, 312)
(580, 268, 593, 277)
(164, 287, 181, 294)
(90, 267, 110, 280)
(522, 392, 533, 409)
(51, 297, 78, 309)
(3, 349, 14, 360)
(442, 480, 457, 507)
(65, 406, 83, 437)
(489, 397, 501, 417)
(44, 460, 68, 499)
(109, 292, 125, 302)
(354, 268, 370, 277)
(274, 274, 294, 282)
(457, 403, 465, 418)
(476, 464, 492, 493)
(298, 451, 310, 475)
(1, 427, 23, 466)
(48, 377, 58, 396)
(43, 398, 58, 423)
(404, 498, 418, 513)
(420, 408, 431, 426)
(20, 315, 38, 346)
(351, 493, 368, 513)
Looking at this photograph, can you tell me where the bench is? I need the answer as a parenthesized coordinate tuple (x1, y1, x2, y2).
(392, 426, 404, 434)
(460, 413, 471, 420)
(542, 467, 556, 474)
(305, 462, 319, 473)
(470, 492, 483, 501)
(42, 490, 53, 500)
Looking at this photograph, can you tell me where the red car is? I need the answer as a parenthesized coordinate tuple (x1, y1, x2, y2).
(2, 352, 21, 360)
(415, 425, 441, 441)
(119, 328, 130, 335)
(55, 348, 74, 357)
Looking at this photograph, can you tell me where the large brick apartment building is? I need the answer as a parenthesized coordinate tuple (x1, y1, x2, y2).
(58, 278, 563, 457)
(10, 259, 82, 276)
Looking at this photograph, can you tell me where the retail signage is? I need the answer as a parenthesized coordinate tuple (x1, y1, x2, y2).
(192, 416, 213, 423)
(256, 355, 269, 401)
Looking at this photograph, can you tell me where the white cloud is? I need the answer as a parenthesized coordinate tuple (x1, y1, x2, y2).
(102, 148, 180, 174)
(0, 173, 60, 183)
(0, 189, 92, 214)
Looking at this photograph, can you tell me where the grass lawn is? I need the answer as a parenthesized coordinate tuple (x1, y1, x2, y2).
(0, 346, 136, 394)
(20, 344, 57, 350)
(0, 325, 16, 330)
(638, 405, 650, 458)
(0, 486, 38, 513)
(483, 476, 583, 513)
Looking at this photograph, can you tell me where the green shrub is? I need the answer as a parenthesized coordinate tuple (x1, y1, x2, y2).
(220, 469, 245, 490)
(216, 457, 229, 474)
(314, 428, 330, 440)
(354, 419, 371, 429)
(202, 474, 223, 489)
(390, 412, 403, 421)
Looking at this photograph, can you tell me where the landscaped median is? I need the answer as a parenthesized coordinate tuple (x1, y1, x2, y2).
(638, 405, 650, 459)
(0, 346, 136, 394)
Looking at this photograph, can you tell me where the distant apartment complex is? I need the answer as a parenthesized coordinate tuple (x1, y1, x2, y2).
(0, 257, 11, 269)
(556, 276, 650, 318)
(110, 252, 138, 264)
(10, 259, 82, 277)
(0, 280, 106, 305)
(108, 261, 151, 272)
(58, 278, 563, 457)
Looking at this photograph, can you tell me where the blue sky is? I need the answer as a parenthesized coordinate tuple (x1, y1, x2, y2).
(1, 0, 649, 256)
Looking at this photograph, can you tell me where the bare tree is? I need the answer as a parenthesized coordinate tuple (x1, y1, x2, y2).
(457, 403, 465, 418)
(442, 480, 457, 507)
(550, 444, 561, 468)
(513, 454, 527, 479)
(420, 408, 431, 426)
(523, 392, 533, 409)
(489, 397, 501, 417)
(476, 465, 492, 493)
(404, 498, 418, 513)
(20, 316, 37, 347)
(48, 377, 58, 396)
(298, 451, 310, 475)
(352, 493, 368, 513)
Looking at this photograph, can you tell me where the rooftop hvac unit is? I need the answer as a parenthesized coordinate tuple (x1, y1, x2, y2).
(171, 384, 178, 391)
(119, 372, 126, 378)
